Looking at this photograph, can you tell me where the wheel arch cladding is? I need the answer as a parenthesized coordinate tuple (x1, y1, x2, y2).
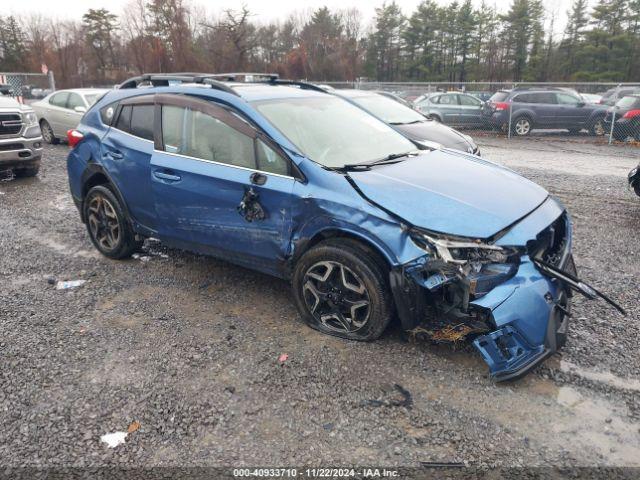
(295, 229, 393, 273)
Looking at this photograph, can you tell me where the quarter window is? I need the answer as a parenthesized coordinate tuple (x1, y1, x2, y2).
(256, 139, 288, 176)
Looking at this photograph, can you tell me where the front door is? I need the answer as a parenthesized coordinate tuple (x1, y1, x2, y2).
(150, 94, 296, 276)
(555, 92, 590, 128)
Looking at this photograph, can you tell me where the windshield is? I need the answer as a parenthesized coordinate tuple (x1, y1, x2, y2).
(350, 94, 425, 125)
(616, 96, 639, 109)
(253, 96, 416, 168)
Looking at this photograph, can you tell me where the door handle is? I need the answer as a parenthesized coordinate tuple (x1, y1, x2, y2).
(250, 172, 267, 185)
(153, 170, 182, 182)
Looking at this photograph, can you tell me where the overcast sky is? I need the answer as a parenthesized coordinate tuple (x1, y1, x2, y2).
(13, 0, 572, 35)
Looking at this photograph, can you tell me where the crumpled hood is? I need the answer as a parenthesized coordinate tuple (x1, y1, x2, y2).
(348, 150, 548, 239)
(395, 121, 475, 152)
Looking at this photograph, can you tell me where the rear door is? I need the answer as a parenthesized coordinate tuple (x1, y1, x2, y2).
(457, 94, 483, 125)
(150, 94, 297, 275)
(531, 92, 558, 127)
(100, 95, 156, 230)
(436, 94, 460, 124)
(46, 91, 70, 136)
(63, 92, 87, 132)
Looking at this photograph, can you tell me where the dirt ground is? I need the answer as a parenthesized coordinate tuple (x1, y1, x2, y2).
(0, 136, 639, 472)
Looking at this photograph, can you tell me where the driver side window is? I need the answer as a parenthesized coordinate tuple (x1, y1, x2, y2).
(556, 93, 580, 105)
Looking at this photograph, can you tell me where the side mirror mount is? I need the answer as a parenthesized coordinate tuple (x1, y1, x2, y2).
(74, 106, 87, 113)
(577, 102, 586, 107)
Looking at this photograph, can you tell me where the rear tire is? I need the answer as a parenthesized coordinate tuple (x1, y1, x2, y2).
(83, 185, 141, 259)
(511, 116, 532, 136)
(292, 238, 393, 341)
(40, 120, 59, 145)
(589, 117, 605, 136)
(14, 164, 40, 177)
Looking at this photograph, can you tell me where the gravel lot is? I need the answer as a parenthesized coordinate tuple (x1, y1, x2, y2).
(0, 137, 639, 470)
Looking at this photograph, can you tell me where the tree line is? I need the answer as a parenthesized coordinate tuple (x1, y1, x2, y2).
(0, 0, 639, 88)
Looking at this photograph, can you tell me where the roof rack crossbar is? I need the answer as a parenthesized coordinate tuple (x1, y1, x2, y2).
(118, 73, 239, 96)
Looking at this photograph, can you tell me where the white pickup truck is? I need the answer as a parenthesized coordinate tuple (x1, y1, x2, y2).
(0, 85, 43, 177)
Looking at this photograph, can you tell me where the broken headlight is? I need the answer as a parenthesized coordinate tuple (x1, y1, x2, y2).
(410, 230, 520, 298)
(410, 230, 513, 264)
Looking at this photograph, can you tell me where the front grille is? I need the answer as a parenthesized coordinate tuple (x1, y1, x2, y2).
(531, 214, 568, 267)
(0, 113, 23, 136)
(0, 143, 24, 151)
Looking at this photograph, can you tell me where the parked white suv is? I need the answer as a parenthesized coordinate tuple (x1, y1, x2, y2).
(0, 85, 43, 177)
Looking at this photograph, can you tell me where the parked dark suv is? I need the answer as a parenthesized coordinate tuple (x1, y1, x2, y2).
(482, 88, 607, 136)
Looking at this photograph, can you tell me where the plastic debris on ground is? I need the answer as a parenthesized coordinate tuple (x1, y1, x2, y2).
(55, 279, 86, 290)
(100, 431, 128, 448)
(278, 353, 289, 364)
(101, 421, 141, 448)
(132, 253, 151, 262)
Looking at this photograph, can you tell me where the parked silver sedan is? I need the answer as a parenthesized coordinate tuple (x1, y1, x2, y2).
(414, 92, 485, 127)
(31, 88, 108, 144)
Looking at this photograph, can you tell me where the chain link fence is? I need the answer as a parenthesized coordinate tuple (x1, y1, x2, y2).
(323, 81, 640, 146)
(0, 72, 56, 104)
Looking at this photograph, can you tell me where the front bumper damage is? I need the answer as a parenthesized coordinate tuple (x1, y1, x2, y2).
(390, 200, 624, 382)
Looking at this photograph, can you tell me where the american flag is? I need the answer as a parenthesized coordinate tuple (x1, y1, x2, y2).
(0, 74, 24, 103)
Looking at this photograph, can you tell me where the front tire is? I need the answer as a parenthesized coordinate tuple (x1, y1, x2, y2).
(83, 185, 141, 259)
(40, 120, 59, 144)
(292, 239, 393, 341)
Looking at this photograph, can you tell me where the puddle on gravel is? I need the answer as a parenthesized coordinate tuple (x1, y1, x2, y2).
(560, 360, 640, 392)
(555, 385, 640, 465)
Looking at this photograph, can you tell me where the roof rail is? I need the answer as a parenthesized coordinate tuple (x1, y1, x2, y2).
(268, 79, 328, 93)
(208, 72, 280, 82)
(117, 72, 329, 95)
(118, 73, 239, 96)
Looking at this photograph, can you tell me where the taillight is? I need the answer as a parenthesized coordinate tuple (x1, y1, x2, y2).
(67, 129, 84, 148)
(494, 102, 509, 111)
(622, 109, 640, 119)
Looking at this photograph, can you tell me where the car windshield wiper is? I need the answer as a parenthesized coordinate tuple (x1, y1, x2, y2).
(336, 151, 418, 171)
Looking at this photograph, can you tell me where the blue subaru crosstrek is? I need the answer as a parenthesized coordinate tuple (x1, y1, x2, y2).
(66, 73, 618, 381)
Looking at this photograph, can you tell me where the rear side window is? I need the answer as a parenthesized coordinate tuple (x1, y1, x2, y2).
(513, 93, 533, 103)
(529, 92, 556, 104)
(130, 105, 154, 141)
(115, 105, 132, 132)
(459, 94, 481, 106)
(490, 91, 509, 102)
(68, 93, 85, 110)
(438, 94, 458, 105)
(49, 92, 69, 108)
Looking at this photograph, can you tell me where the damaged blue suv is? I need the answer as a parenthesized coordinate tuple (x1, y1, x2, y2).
(67, 73, 621, 381)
